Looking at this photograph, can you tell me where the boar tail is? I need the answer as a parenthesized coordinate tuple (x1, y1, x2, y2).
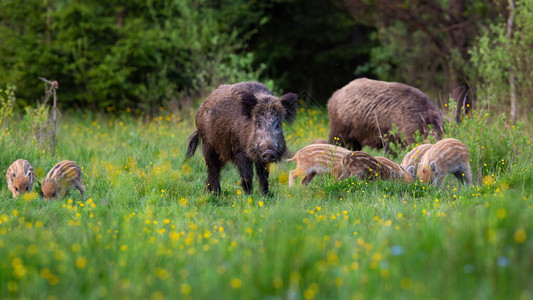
(186, 130, 200, 159)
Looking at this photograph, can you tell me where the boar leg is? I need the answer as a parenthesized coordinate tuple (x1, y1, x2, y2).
(453, 168, 472, 186)
(255, 162, 269, 195)
(74, 181, 86, 199)
(453, 170, 464, 184)
(289, 168, 307, 187)
(301, 171, 317, 186)
(235, 153, 254, 194)
(288, 170, 298, 187)
(345, 138, 362, 151)
(203, 146, 223, 195)
(432, 172, 445, 188)
(336, 170, 349, 181)
(464, 168, 473, 186)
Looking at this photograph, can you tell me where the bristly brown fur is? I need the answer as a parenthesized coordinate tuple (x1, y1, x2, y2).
(187, 81, 298, 196)
(327, 78, 444, 152)
(417, 138, 472, 187)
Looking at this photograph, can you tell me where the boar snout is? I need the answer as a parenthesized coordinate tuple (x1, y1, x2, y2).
(261, 150, 277, 163)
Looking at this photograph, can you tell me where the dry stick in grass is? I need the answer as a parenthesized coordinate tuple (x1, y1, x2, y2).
(38, 77, 59, 156)
(373, 111, 386, 156)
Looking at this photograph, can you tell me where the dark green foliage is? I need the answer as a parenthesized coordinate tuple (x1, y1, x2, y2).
(248, 0, 373, 102)
(0, 0, 265, 111)
(0, 0, 369, 110)
(470, 0, 533, 120)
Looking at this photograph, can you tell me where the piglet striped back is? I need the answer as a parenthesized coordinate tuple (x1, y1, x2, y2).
(287, 144, 352, 166)
(339, 151, 381, 181)
(401, 144, 433, 176)
(45, 160, 82, 183)
(6, 159, 35, 184)
(375, 156, 413, 183)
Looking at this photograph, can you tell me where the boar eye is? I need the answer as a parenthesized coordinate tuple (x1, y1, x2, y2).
(257, 122, 262, 129)
(15, 187, 19, 192)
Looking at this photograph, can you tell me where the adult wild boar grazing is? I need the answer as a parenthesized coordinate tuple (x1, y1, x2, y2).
(186, 82, 298, 195)
(327, 78, 444, 152)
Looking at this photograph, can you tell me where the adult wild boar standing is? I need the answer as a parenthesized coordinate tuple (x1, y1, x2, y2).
(328, 78, 444, 152)
(186, 82, 298, 195)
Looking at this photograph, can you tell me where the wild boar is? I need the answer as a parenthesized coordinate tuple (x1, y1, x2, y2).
(6, 159, 35, 198)
(417, 138, 472, 187)
(375, 156, 413, 183)
(186, 82, 298, 195)
(401, 143, 434, 177)
(327, 78, 444, 152)
(286, 143, 352, 187)
(42, 160, 86, 200)
(337, 151, 381, 181)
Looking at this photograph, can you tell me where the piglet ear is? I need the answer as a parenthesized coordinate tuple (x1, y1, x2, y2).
(406, 166, 415, 177)
(280, 93, 298, 123)
(430, 161, 437, 173)
(238, 91, 258, 119)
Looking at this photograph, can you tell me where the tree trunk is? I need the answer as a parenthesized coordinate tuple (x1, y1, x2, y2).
(448, 0, 472, 123)
(506, 0, 517, 123)
(46, 0, 51, 44)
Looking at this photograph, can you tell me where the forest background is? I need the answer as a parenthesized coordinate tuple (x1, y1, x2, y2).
(1, 0, 532, 122)
(1, 1, 533, 298)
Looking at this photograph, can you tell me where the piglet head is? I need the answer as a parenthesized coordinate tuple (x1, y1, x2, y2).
(11, 176, 31, 198)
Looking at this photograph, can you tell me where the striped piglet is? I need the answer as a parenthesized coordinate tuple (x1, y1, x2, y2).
(6, 159, 35, 198)
(286, 143, 352, 187)
(417, 138, 472, 187)
(375, 156, 413, 183)
(42, 160, 86, 200)
(337, 151, 381, 181)
(401, 143, 433, 178)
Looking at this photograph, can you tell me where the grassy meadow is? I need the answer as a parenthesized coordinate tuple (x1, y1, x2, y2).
(0, 104, 532, 299)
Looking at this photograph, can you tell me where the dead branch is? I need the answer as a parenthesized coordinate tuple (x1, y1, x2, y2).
(373, 111, 386, 155)
(39, 77, 59, 155)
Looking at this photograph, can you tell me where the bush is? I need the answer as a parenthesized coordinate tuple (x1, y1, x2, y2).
(0, 0, 270, 112)
(470, 0, 533, 120)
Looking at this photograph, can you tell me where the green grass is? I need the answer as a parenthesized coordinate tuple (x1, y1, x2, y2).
(0, 107, 532, 299)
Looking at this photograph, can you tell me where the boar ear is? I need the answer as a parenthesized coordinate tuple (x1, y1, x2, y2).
(407, 166, 415, 177)
(238, 91, 258, 119)
(280, 93, 298, 123)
